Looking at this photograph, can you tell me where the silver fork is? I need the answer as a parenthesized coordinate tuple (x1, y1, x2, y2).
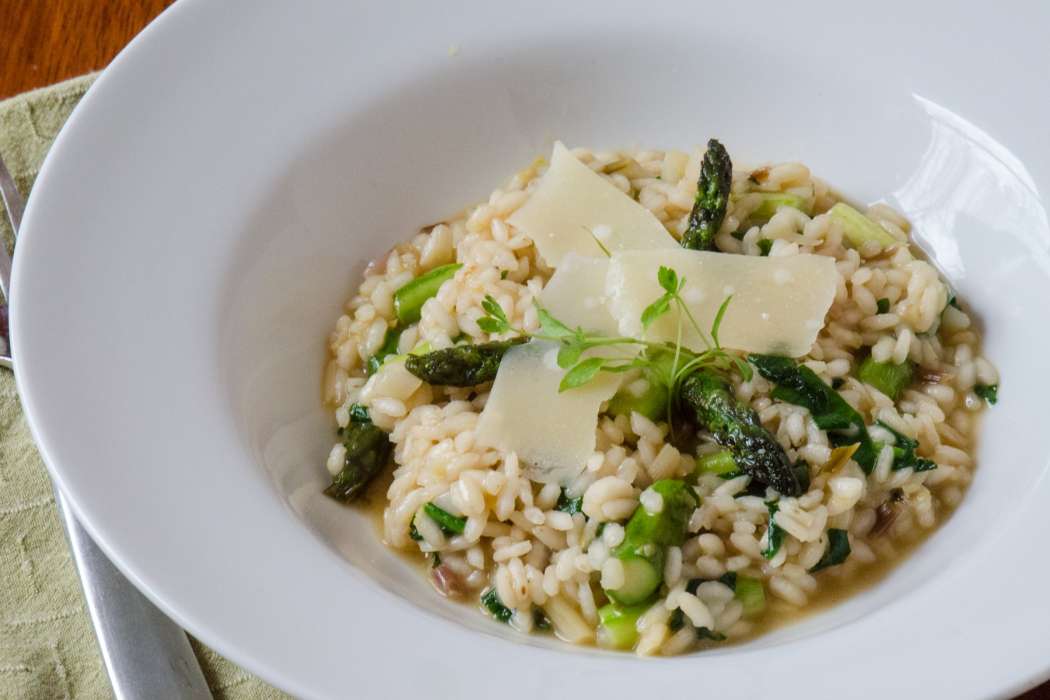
(0, 153, 212, 699)
(0, 153, 20, 369)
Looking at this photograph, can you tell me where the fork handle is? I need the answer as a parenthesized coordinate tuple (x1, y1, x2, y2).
(55, 490, 213, 699)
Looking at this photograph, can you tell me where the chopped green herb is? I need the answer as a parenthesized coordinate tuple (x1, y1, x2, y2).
(718, 572, 738, 589)
(409, 520, 423, 541)
(477, 294, 513, 334)
(668, 609, 726, 641)
(875, 420, 937, 473)
(668, 607, 686, 632)
(757, 238, 773, 256)
(500, 270, 509, 280)
(974, 383, 998, 405)
(809, 528, 851, 572)
(876, 298, 891, 314)
(761, 501, 783, 560)
(423, 502, 467, 535)
(348, 403, 371, 423)
(533, 608, 552, 631)
(555, 490, 584, 515)
(366, 327, 402, 375)
(481, 588, 513, 623)
(793, 461, 812, 493)
(696, 628, 727, 642)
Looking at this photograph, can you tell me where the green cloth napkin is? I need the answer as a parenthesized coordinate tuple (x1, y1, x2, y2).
(0, 75, 289, 700)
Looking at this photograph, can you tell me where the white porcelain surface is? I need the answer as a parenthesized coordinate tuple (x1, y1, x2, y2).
(10, 1, 1050, 697)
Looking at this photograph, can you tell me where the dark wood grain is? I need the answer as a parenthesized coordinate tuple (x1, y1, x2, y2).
(1, 1, 1049, 697)
(0, 0, 174, 99)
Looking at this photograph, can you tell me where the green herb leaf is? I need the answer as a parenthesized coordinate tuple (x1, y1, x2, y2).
(555, 490, 583, 515)
(481, 295, 508, 324)
(641, 293, 673, 331)
(536, 305, 575, 339)
(876, 298, 890, 314)
(696, 628, 727, 642)
(809, 528, 851, 572)
(711, 295, 732, 348)
(533, 608, 552, 631)
(974, 383, 998, 405)
(348, 403, 371, 423)
(423, 502, 467, 535)
(556, 342, 584, 369)
(875, 420, 938, 473)
(559, 357, 606, 392)
(757, 239, 773, 256)
(658, 266, 679, 294)
(718, 572, 738, 590)
(477, 317, 507, 334)
(731, 355, 754, 382)
(668, 608, 686, 632)
(761, 501, 783, 560)
(481, 588, 513, 623)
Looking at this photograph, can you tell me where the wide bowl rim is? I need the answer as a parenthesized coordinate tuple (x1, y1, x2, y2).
(11, 1, 1050, 698)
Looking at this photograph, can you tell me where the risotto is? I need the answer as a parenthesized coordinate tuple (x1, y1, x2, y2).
(320, 140, 998, 655)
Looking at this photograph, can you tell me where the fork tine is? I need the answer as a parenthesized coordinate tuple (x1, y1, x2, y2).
(0, 152, 25, 237)
(0, 152, 22, 364)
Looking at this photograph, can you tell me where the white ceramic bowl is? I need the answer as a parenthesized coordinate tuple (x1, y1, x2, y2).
(11, 1, 1050, 697)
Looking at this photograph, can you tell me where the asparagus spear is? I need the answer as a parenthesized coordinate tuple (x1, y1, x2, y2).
(404, 339, 525, 386)
(597, 602, 650, 649)
(748, 354, 877, 473)
(680, 370, 802, 496)
(604, 479, 697, 605)
(682, 139, 732, 250)
(747, 192, 812, 223)
(829, 203, 898, 249)
(324, 409, 393, 503)
(393, 263, 462, 325)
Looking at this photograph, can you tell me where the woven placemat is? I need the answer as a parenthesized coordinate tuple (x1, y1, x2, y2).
(0, 74, 289, 700)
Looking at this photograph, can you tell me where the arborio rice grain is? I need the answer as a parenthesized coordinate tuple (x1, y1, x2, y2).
(322, 144, 996, 655)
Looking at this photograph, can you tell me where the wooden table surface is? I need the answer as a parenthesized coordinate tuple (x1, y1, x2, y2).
(0, 1, 1047, 697)
(0, 0, 175, 99)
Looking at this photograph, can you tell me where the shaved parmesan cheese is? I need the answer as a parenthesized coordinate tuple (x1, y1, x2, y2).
(537, 254, 620, 336)
(508, 142, 678, 268)
(606, 250, 837, 357)
(476, 341, 620, 484)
